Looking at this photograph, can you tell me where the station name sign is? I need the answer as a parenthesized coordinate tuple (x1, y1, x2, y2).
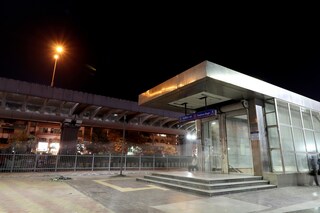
(179, 109, 217, 122)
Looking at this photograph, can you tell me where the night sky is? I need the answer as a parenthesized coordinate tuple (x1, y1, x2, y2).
(1, 2, 320, 102)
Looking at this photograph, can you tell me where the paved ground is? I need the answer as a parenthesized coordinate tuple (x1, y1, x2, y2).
(0, 170, 320, 213)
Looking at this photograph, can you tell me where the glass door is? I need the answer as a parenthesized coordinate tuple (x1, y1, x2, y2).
(226, 114, 253, 174)
(202, 118, 221, 173)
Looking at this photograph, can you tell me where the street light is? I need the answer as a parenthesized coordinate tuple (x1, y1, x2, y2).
(50, 45, 64, 87)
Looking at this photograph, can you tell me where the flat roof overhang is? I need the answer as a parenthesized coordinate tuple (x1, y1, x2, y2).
(138, 60, 320, 113)
(138, 61, 268, 113)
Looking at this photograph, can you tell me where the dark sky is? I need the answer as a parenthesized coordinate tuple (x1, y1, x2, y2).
(1, 2, 320, 102)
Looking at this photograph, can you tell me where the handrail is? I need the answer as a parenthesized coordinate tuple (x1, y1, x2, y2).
(0, 153, 191, 173)
(228, 164, 242, 173)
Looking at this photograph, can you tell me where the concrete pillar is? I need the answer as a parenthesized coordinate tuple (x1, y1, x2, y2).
(219, 113, 229, 174)
(248, 99, 264, 176)
(59, 119, 82, 155)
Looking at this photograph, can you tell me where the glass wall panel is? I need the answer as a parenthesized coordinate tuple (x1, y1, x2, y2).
(292, 128, 306, 152)
(305, 130, 316, 152)
(226, 115, 253, 174)
(270, 149, 283, 172)
(268, 127, 280, 149)
(312, 111, 320, 130)
(210, 121, 221, 171)
(302, 109, 313, 129)
(279, 125, 294, 151)
(202, 119, 221, 172)
(282, 151, 297, 172)
(266, 113, 277, 126)
(277, 101, 290, 125)
(296, 153, 309, 172)
(315, 132, 320, 152)
(290, 105, 302, 128)
(265, 100, 275, 113)
(202, 121, 211, 172)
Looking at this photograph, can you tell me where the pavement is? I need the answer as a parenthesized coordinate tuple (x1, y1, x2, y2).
(0, 170, 320, 213)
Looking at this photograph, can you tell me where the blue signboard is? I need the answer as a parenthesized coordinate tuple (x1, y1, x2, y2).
(179, 109, 217, 122)
(179, 114, 195, 122)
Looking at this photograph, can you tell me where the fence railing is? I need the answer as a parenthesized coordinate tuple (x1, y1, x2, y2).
(0, 153, 192, 173)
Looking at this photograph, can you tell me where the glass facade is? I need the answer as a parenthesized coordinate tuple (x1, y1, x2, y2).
(201, 111, 253, 174)
(202, 119, 221, 172)
(265, 98, 319, 173)
(226, 114, 253, 174)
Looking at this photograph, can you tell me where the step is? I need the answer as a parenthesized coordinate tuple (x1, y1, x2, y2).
(149, 172, 264, 184)
(139, 175, 271, 190)
(136, 177, 277, 196)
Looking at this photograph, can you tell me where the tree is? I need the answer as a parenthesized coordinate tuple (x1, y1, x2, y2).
(8, 131, 34, 153)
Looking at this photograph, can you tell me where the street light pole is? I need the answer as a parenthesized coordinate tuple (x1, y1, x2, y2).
(50, 45, 63, 87)
(50, 54, 59, 87)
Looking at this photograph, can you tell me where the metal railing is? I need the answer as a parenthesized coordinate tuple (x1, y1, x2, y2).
(0, 153, 191, 173)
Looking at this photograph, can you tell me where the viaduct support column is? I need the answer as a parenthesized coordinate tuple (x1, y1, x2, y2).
(59, 119, 82, 155)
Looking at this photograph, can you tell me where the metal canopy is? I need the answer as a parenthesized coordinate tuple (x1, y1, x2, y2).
(138, 60, 320, 113)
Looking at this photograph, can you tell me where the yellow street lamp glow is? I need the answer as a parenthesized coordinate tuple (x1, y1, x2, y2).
(50, 45, 64, 87)
(56, 46, 63, 53)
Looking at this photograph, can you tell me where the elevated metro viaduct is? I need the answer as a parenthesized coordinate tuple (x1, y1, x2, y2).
(0, 77, 194, 154)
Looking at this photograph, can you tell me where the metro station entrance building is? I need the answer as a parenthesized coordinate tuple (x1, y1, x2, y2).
(139, 60, 320, 183)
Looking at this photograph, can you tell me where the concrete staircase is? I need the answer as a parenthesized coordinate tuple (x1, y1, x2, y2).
(136, 172, 277, 196)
